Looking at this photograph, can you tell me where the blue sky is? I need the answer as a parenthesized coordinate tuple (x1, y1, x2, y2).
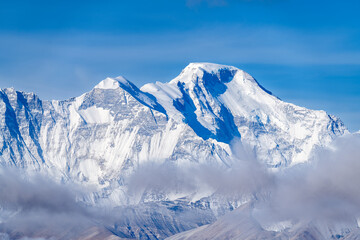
(0, 0, 359, 131)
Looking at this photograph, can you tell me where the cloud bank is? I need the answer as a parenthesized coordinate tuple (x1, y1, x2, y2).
(0, 169, 105, 239)
(128, 134, 360, 228)
(0, 134, 359, 238)
(263, 134, 360, 224)
(126, 139, 274, 201)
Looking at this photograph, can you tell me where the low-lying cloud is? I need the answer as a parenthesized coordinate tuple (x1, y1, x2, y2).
(262, 134, 360, 224)
(128, 134, 360, 228)
(0, 169, 103, 239)
(1, 134, 360, 238)
(127, 139, 274, 200)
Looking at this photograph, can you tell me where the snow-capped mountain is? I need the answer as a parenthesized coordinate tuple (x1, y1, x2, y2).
(142, 63, 346, 167)
(0, 63, 345, 185)
(0, 63, 348, 239)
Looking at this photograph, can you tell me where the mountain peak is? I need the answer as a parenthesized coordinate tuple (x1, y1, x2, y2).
(95, 76, 143, 91)
(184, 62, 239, 73)
(170, 62, 256, 88)
(184, 62, 274, 97)
(94, 77, 122, 90)
(93, 76, 167, 115)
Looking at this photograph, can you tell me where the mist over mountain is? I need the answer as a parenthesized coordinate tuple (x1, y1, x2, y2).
(0, 63, 357, 239)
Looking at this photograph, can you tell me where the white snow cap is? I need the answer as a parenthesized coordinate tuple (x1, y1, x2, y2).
(94, 76, 135, 90)
(169, 62, 255, 86)
(95, 76, 131, 90)
(184, 62, 239, 73)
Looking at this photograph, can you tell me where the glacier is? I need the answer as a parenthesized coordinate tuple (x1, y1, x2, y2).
(0, 62, 349, 239)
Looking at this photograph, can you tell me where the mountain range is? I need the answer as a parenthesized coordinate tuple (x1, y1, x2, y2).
(0, 63, 353, 239)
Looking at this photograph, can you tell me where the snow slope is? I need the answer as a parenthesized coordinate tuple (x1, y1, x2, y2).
(142, 63, 346, 167)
